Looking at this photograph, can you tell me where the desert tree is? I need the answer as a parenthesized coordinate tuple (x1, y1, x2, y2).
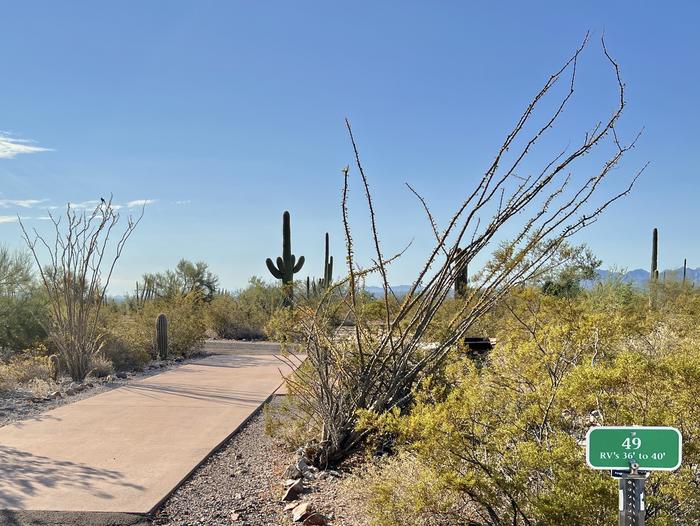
(0, 245, 33, 295)
(19, 197, 143, 381)
(283, 35, 648, 465)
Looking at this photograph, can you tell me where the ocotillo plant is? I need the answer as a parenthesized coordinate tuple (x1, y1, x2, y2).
(266, 210, 305, 304)
(651, 228, 659, 281)
(454, 247, 469, 299)
(683, 258, 687, 284)
(156, 313, 168, 360)
(319, 233, 334, 289)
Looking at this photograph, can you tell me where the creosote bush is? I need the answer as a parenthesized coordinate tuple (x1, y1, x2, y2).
(352, 284, 700, 526)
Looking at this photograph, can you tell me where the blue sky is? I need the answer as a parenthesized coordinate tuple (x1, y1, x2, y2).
(0, 1, 697, 293)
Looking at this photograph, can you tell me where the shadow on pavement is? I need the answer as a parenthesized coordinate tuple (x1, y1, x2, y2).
(0, 446, 145, 510)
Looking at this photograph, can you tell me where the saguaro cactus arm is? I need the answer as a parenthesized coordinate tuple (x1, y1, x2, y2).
(266, 258, 283, 279)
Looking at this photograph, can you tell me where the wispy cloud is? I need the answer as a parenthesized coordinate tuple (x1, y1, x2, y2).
(0, 215, 48, 224)
(47, 198, 156, 211)
(0, 198, 48, 208)
(0, 134, 52, 159)
(126, 199, 156, 208)
(175, 200, 191, 205)
(48, 200, 103, 210)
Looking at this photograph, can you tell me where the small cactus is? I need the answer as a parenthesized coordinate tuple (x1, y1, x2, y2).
(156, 313, 168, 360)
(319, 233, 334, 290)
(49, 354, 60, 382)
(266, 211, 305, 304)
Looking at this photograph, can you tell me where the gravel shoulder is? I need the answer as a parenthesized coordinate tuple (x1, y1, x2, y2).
(151, 396, 369, 526)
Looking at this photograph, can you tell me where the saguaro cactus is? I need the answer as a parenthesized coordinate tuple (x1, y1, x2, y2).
(683, 258, 687, 284)
(454, 247, 469, 299)
(266, 211, 305, 304)
(319, 233, 334, 289)
(651, 228, 659, 281)
(156, 313, 168, 360)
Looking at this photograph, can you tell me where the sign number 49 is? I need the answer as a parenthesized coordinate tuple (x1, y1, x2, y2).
(622, 437, 642, 450)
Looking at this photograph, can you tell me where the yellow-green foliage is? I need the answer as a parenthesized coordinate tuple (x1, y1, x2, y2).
(356, 284, 700, 526)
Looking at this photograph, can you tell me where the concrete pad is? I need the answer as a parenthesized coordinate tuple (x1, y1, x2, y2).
(0, 346, 301, 515)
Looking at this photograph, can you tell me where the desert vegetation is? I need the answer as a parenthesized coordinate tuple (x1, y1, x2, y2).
(254, 38, 700, 525)
(0, 198, 295, 395)
(1, 26, 695, 526)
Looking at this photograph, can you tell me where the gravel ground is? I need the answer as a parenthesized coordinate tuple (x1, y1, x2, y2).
(0, 354, 208, 429)
(151, 397, 369, 526)
(151, 399, 288, 526)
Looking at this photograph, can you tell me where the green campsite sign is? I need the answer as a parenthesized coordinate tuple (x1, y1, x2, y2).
(586, 426, 682, 471)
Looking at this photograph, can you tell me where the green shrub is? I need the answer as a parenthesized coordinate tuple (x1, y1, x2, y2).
(207, 278, 285, 340)
(102, 314, 151, 371)
(102, 293, 206, 370)
(0, 289, 49, 355)
(152, 295, 206, 357)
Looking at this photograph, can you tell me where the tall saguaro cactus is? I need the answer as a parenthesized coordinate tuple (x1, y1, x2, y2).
(320, 233, 334, 289)
(454, 247, 469, 299)
(156, 313, 168, 360)
(266, 211, 305, 304)
(651, 228, 659, 281)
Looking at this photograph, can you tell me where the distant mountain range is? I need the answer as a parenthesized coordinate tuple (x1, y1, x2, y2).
(592, 268, 700, 288)
(363, 268, 699, 298)
(364, 285, 420, 298)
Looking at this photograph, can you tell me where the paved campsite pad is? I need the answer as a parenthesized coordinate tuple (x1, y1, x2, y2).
(0, 343, 300, 516)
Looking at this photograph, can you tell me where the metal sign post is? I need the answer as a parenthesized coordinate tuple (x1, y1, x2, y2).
(619, 462, 646, 526)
